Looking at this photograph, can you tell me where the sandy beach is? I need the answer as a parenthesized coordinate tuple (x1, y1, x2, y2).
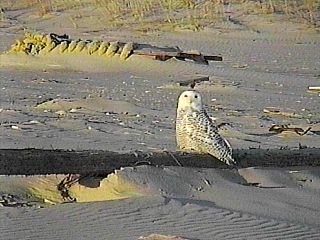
(0, 1, 320, 239)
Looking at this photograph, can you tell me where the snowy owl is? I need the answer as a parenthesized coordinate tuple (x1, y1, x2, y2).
(176, 90, 236, 165)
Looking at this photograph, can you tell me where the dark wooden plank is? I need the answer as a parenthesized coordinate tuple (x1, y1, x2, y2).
(0, 148, 320, 175)
(204, 55, 223, 61)
(177, 75, 210, 87)
(133, 49, 222, 64)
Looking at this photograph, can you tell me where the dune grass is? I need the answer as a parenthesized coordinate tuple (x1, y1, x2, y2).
(1, 0, 319, 31)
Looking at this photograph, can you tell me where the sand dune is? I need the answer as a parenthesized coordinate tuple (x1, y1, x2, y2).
(1, 166, 320, 240)
(1, 194, 320, 239)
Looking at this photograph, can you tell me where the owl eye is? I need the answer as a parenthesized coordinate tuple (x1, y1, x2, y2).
(194, 95, 198, 98)
(184, 94, 188, 97)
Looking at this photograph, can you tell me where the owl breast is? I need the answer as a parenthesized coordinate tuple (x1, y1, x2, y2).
(176, 108, 235, 165)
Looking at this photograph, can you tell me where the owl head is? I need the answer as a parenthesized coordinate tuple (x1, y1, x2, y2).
(177, 90, 203, 111)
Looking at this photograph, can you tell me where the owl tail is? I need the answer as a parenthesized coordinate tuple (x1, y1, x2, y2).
(224, 155, 237, 166)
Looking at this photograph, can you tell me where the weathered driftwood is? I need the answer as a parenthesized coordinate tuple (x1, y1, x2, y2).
(134, 49, 222, 64)
(177, 75, 209, 87)
(0, 148, 320, 175)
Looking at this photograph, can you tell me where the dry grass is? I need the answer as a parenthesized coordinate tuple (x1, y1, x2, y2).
(1, 0, 319, 31)
(245, 0, 320, 26)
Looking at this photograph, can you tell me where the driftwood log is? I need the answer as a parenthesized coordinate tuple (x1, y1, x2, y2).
(177, 75, 210, 87)
(134, 50, 223, 64)
(0, 148, 320, 175)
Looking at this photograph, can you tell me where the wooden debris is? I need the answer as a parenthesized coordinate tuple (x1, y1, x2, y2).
(269, 125, 312, 136)
(57, 174, 78, 202)
(177, 75, 209, 88)
(1, 148, 320, 175)
(133, 48, 222, 65)
(204, 55, 223, 61)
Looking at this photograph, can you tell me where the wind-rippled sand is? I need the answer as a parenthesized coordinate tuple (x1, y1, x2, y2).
(1, 166, 320, 239)
(2, 197, 320, 240)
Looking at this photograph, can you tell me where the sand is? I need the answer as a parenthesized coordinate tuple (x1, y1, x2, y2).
(0, 3, 320, 240)
(1, 166, 320, 239)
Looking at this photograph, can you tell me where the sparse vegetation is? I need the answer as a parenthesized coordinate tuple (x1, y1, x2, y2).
(0, 0, 319, 30)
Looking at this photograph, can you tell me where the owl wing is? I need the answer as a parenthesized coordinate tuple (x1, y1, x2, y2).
(184, 110, 235, 165)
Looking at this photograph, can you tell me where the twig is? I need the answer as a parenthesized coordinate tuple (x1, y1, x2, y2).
(163, 151, 182, 167)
